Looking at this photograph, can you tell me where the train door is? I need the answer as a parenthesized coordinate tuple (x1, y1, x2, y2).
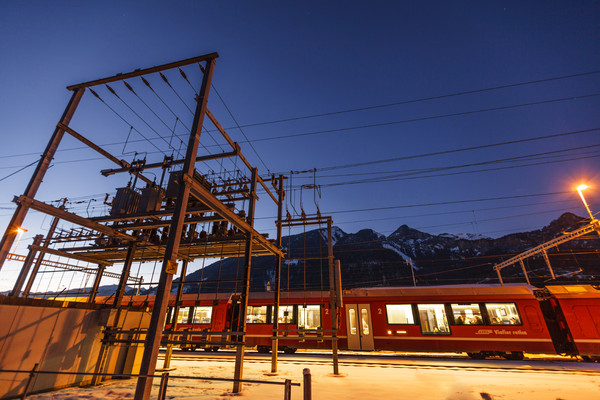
(346, 304, 374, 351)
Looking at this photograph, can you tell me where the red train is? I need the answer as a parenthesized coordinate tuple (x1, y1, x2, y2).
(128, 284, 600, 360)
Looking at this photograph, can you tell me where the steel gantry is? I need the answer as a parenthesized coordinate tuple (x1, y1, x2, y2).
(494, 218, 600, 285)
(0, 53, 290, 400)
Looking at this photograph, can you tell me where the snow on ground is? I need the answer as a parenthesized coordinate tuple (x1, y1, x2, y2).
(27, 353, 600, 400)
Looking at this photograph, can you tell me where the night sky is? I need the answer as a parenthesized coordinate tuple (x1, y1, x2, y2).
(0, 2, 599, 289)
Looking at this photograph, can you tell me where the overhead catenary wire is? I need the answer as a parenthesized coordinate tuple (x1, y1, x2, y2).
(89, 88, 166, 155)
(217, 69, 600, 129)
(240, 92, 600, 145)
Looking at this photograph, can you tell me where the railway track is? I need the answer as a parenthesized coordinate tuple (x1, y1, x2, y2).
(158, 351, 600, 376)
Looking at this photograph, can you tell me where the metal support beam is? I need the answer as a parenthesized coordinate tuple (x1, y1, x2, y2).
(233, 168, 258, 393)
(23, 213, 61, 297)
(10, 235, 43, 297)
(519, 259, 531, 286)
(88, 265, 105, 303)
(204, 109, 278, 204)
(271, 175, 284, 373)
(101, 150, 238, 176)
(67, 52, 219, 90)
(327, 219, 339, 375)
(541, 249, 556, 280)
(30, 244, 113, 266)
(135, 55, 216, 400)
(113, 243, 137, 307)
(163, 260, 188, 369)
(14, 196, 135, 241)
(59, 123, 154, 186)
(185, 176, 283, 258)
(0, 88, 84, 271)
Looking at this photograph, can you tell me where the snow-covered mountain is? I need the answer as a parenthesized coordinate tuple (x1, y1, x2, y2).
(180, 212, 599, 291)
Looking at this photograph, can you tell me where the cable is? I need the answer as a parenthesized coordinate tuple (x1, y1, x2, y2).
(0, 157, 40, 182)
(320, 149, 600, 188)
(89, 88, 165, 155)
(242, 93, 600, 145)
(314, 127, 600, 173)
(222, 69, 600, 129)
(325, 191, 570, 216)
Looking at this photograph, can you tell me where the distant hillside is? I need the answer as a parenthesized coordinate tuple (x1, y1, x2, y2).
(178, 212, 599, 293)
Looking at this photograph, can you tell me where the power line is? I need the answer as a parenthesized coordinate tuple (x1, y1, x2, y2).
(324, 191, 570, 215)
(314, 127, 600, 173)
(243, 92, 600, 145)
(218, 69, 600, 129)
(320, 148, 600, 188)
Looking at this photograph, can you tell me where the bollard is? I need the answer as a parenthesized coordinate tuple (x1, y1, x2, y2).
(284, 379, 292, 400)
(20, 363, 39, 400)
(303, 368, 311, 400)
(157, 372, 169, 400)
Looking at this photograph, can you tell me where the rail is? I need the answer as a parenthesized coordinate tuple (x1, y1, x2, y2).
(1, 365, 306, 400)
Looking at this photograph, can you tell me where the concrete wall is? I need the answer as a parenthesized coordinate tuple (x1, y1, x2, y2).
(0, 299, 150, 399)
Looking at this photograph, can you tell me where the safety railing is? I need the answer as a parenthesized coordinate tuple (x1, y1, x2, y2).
(0, 364, 309, 400)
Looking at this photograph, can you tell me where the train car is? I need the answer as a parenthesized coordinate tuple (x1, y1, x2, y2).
(114, 284, 600, 360)
(336, 285, 559, 360)
(544, 285, 600, 361)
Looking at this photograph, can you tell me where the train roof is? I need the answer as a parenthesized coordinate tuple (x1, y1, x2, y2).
(545, 284, 600, 298)
(342, 284, 537, 298)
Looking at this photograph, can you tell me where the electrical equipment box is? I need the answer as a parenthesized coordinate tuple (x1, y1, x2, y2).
(138, 186, 163, 213)
(165, 170, 212, 199)
(110, 187, 141, 216)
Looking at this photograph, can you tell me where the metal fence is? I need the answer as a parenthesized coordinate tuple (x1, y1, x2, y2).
(1, 364, 308, 400)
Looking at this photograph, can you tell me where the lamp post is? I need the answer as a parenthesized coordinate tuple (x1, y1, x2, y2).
(576, 184, 596, 222)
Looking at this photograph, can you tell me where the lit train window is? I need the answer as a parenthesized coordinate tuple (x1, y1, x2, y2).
(486, 303, 521, 325)
(247, 305, 268, 324)
(417, 304, 450, 335)
(451, 303, 483, 325)
(299, 305, 321, 329)
(386, 304, 415, 324)
(176, 307, 191, 324)
(192, 306, 212, 324)
(278, 305, 295, 324)
(349, 308, 357, 335)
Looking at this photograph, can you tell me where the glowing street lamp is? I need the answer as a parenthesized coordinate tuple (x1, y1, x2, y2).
(11, 227, 27, 253)
(576, 184, 596, 222)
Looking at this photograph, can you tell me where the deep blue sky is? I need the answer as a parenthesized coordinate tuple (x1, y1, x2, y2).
(0, 1, 599, 289)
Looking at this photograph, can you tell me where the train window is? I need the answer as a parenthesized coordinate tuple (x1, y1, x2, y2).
(360, 308, 370, 335)
(299, 305, 321, 329)
(386, 304, 415, 324)
(451, 304, 483, 325)
(486, 303, 521, 325)
(277, 305, 295, 324)
(176, 307, 191, 324)
(348, 308, 357, 335)
(247, 305, 268, 324)
(192, 306, 212, 324)
(417, 304, 450, 335)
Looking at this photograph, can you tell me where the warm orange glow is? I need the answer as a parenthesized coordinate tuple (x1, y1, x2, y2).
(16, 227, 27, 234)
(576, 184, 589, 192)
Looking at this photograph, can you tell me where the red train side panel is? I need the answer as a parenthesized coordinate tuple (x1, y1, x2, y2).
(546, 285, 600, 357)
